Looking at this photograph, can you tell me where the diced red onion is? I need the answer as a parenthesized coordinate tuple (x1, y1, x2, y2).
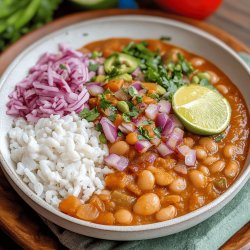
(132, 68, 141, 77)
(178, 145, 191, 157)
(118, 122, 136, 134)
(104, 154, 129, 171)
(87, 84, 104, 96)
(158, 100, 171, 114)
(131, 81, 142, 91)
(100, 117, 117, 143)
(169, 114, 184, 130)
(157, 142, 174, 156)
(134, 140, 152, 153)
(132, 116, 147, 127)
(155, 113, 169, 130)
(6, 43, 92, 121)
(166, 128, 184, 150)
(145, 104, 159, 120)
(185, 150, 196, 166)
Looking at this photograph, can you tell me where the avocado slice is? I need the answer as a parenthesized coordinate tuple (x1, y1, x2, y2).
(104, 53, 139, 74)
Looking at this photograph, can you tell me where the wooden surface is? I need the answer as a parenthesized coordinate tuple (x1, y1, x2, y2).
(0, 8, 249, 250)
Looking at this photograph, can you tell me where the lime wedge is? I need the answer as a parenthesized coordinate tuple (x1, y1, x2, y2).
(70, 0, 118, 9)
(172, 84, 231, 135)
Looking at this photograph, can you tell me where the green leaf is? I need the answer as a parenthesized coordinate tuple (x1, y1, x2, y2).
(89, 63, 99, 72)
(138, 126, 152, 140)
(100, 95, 111, 110)
(108, 113, 117, 122)
(118, 131, 123, 137)
(91, 51, 102, 59)
(59, 64, 66, 70)
(95, 123, 102, 132)
(99, 134, 107, 144)
(154, 127, 162, 138)
(136, 95, 143, 103)
(79, 108, 100, 122)
(128, 86, 138, 97)
(122, 113, 131, 122)
(214, 134, 225, 142)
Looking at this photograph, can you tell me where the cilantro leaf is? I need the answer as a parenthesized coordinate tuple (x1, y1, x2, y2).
(122, 113, 131, 122)
(100, 95, 111, 110)
(108, 113, 117, 122)
(95, 123, 103, 132)
(59, 64, 67, 70)
(89, 63, 99, 72)
(79, 108, 100, 122)
(138, 126, 152, 140)
(214, 134, 225, 142)
(154, 127, 162, 138)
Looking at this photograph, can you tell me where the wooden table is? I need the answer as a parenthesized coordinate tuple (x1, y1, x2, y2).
(0, 1, 250, 249)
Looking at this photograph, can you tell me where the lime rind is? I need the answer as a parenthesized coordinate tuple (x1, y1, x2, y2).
(172, 85, 231, 135)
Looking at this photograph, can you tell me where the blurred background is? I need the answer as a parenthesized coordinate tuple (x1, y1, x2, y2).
(0, 0, 250, 248)
(0, 0, 250, 53)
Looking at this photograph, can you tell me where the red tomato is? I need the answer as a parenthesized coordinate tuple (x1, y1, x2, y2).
(155, 0, 222, 20)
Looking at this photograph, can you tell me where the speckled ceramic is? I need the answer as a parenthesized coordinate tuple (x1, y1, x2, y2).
(0, 15, 249, 240)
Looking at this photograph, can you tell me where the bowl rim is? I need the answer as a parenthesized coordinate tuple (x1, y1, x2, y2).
(0, 14, 250, 232)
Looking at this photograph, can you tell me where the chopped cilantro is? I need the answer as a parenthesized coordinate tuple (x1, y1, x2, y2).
(199, 78, 217, 91)
(127, 106, 141, 117)
(138, 135, 146, 140)
(91, 51, 102, 59)
(100, 95, 111, 110)
(149, 93, 160, 101)
(79, 108, 100, 122)
(95, 123, 102, 132)
(214, 134, 225, 142)
(99, 134, 107, 144)
(160, 36, 171, 41)
(118, 131, 123, 137)
(140, 120, 153, 125)
(128, 86, 138, 97)
(59, 64, 67, 70)
(136, 95, 143, 103)
(154, 127, 162, 138)
(122, 113, 131, 122)
(108, 113, 117, 122)
(89, 63, 99, 72)
(138, 126, 152, 140)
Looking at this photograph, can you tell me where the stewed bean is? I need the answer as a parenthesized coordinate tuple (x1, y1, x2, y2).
(155, 170, 174, 186)
(137, 170, 155, 191)
(203, 156, 219, 166)
(155, 205, 177, 222)
(224, 160, 240, 178)
(223, 144, 235, 158)
(207, 71, 219, 84)
(199, 137, 218, 154)
(190, 57, 205, 67)
(133, 193, 161, 216)
(198, 165, 210, 176)
(183, 137, 195, 148)
(216, 84, 229, 95)
(195, 146, 208, 161)
(169, 177, 187, 193)
(189, 170, 207, 189)
(109, 141, 130, 155)
(210, 160, 226, 173)
(114, 209, 133, 224)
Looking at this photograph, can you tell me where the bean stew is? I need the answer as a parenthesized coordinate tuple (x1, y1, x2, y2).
(59, 38, 249, 226)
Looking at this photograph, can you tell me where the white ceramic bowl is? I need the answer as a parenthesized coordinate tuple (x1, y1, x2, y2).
(0, 15, 249, 241)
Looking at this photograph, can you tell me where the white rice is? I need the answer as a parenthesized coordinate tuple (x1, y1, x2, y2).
(8, 112, 113, 208)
